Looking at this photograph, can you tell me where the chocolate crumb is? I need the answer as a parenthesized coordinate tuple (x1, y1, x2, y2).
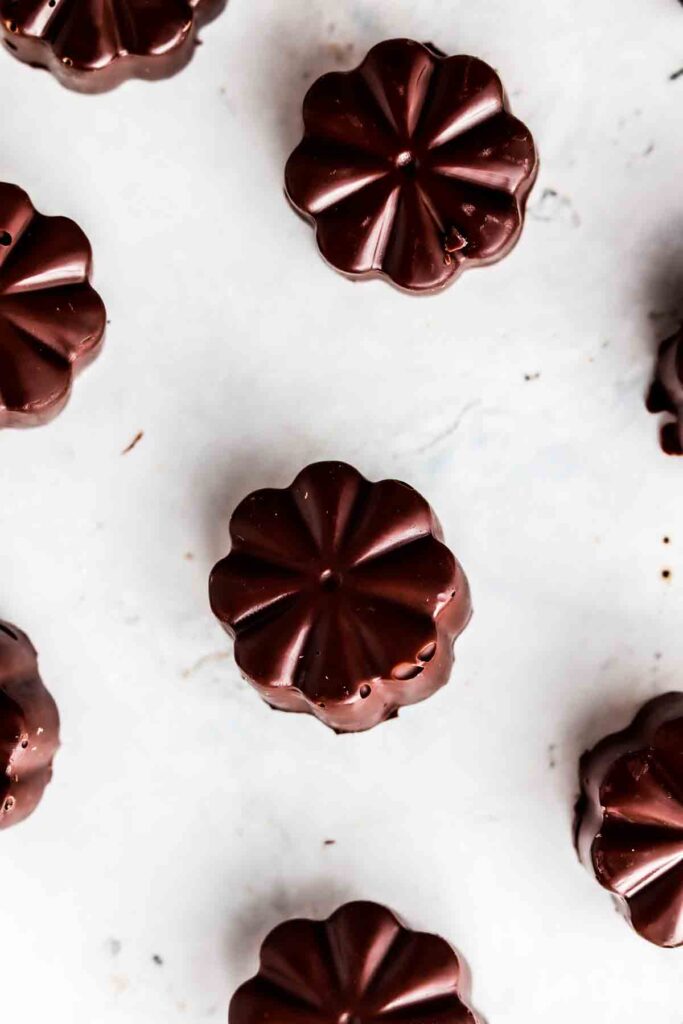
(122, 431, 143, 455)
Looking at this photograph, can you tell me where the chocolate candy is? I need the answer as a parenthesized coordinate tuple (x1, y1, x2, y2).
(229, 901, 481, 1024)
(646, 327, 683, 455)
(209, 461, 471, 733)
(0, 620, 59, 830)
(0, 182, 105, 428)
(576, 693, 683, 946)
(0, 0, 224, 92)
(285, 39, 538, 293)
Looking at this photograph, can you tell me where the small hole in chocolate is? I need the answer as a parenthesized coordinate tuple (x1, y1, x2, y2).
(48, 1, 56, 6)
(0, 231, 12, 247)
(3, 797, 15, 813)
(0, 623, 18, 640)
(8, 20, 18, 31)
(62, 56, 72, 65)
(20, 739, 28, 749)
(417, 641, 436, 663)
(359, 684, 371, 699)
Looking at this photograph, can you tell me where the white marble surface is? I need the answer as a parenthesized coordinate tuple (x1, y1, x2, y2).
(1, 0, 683, 1020)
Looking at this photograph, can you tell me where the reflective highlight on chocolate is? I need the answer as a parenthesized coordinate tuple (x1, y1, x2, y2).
(647, 326, 683, 455)
(285, 39, 538, 293)
(229, 901, 482, 1024)
(209, 461, 472, 732)
(0, 0, 225, 92)
(0, 182, 105, 428)
(576, 693, 683, 947)
(0, 620, 60, 830)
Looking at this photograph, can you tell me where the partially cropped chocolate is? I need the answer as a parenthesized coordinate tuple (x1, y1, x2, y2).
(0, 620, 59, 829)
(576, 693, 683, 947)
(230, 901, 482, 1024)
(647, 327, 683, 455)
(209, 461, 471, 732)
(285, 39, 538, 293)
(0, 0, 224, 92)
(0, 183, 105, 428)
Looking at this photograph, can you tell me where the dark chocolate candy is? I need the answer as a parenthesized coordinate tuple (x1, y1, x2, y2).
(576, 693, 683, 946)
(0, 0, 224, 92)
(0, 182, 105, 428)
(285, 39, 538, 294)
(646, 327, 683, 455)
(0, 620, 59, 830)
(209, 461, 472, 733)
(229, 901, 481, 1024)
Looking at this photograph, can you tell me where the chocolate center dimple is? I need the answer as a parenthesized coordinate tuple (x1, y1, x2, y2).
(0, 231, 12, 247)
(319, 569, 342, 593)
(395, 150, 419, 175)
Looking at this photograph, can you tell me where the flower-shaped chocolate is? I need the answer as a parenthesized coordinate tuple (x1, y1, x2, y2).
(209, 461, 472, 733)
(230, 901, 481, 1024)
(0, 182, 105, 428)
(285, 39, 538, 293)
(0, 619, 60, 830)
(647, 327, 683, 455)
(0, 0, 224, 92)
(576, 693, 683, 947)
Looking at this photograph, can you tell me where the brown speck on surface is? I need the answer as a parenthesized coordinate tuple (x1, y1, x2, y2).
(122, 431, 144, 455)
(323, 839, 336, 846)
(524, 372, 540, 381)
(105, 938, 122, 957)
(152, 954, 163, 965)
(327, 42, 355, 65)
(184, 552, 194, 561)
(662, 569, 672, 580)
(670, 67, 683, 81)
(548, 743, 557, 769)
(663, 536, 671, 544)
(181, 651, 230, 679)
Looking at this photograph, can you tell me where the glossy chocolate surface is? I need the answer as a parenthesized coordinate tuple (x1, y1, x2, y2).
(0, 0, 224, 92)
(209, 461, 472, 733)
(576, 693, 683, 946)
(0, 183, 105, 428)
(230, 901, 481, 1024)
(647, 327, 683, 455)
(0, 620, 59, 829)
(285, 39, 538, 293)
